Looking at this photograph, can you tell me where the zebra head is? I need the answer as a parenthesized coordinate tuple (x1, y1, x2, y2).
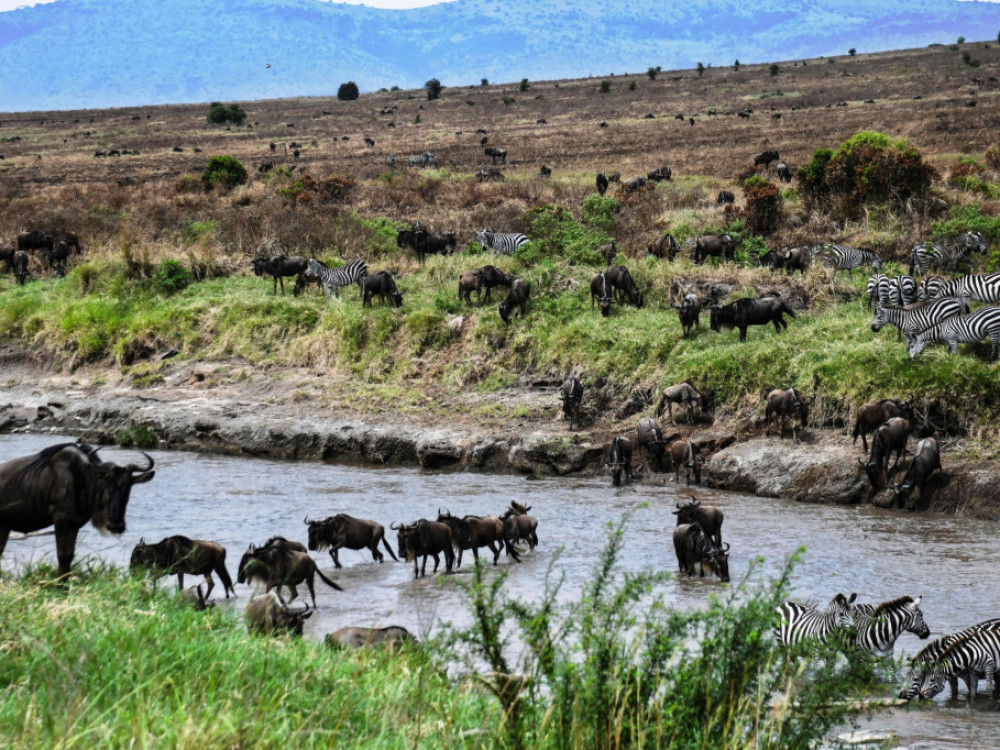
(475, 229, 492, 247)
(903, 596, 931, 639)
(830, 592, 857, 629)
(871, 306, 889, 332)
(907, 335, 930, 360)
(963, 231, 987, 255)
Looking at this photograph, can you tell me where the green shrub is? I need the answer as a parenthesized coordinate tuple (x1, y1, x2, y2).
(519, 78, 530, 92)
(769, 63, 780, 76)
(154, 259, 190, 296)
(598, 79, 611, 94)
(523, 205, 608, 266)
(697, 62, 705, 77)
(986, 145, 1000, 171)
(336, 81, 359, 101)
(201, 155, 247, 191)
(646, 66, 658, 80)
(581, 194, 619, 233)
(181, 220, 219, 245)
(627, 80, 637, 91)
(115, 422, 158, 448)
(206, 102, 246, 126)
(425, 78, 443, 101)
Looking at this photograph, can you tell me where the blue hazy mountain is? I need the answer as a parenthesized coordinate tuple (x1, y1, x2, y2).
(0, 0, 996, 111)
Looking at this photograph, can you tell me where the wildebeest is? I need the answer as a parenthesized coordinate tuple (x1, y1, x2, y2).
(637, 417, 666, 471)
(782, 247, 810, 275)
(237, 543, 343, 606)
(776, 161, 793, 183)
(717, 190, 735, 205)
(500, 502, 538, 551)
(596, 172, 609, 196)
(13, 250, 29, 285)
(892, 437, 941, 511)
(596, 241, 617, 265)
(458, 269, 482, 304)
(604, 265, 643, 308)
(475, 166, 505, 182)
(694, 234, 736, 264)
(252, 255, 308, 295)
(710, 296, 795, 342)
(590, 272, 613, 317)
(477, 265, 513, 303)
(180, 584, 211, 610)
(560, 377, 583, 430)
(484, 146, 507, 164)
(538, 165, 552, 178)
(859, 417, 910, 489)
(362, 270, 403, 308)
(304, 513, 399, 568)
(499, 278, 530, 322)
(396, 227, 426, 256)
(436, 509, 518, 567)
(325, 626, 416, 650)
(417, 232, 457, 264)
(44, 241, 71, 277)
(671, 294, 702, 338)
(754, 150, 780, 171)
(0, 243, 13, 272)
(658, 382, 710, 424)
(0, 443, 155, 578)
(607, 436, 633, 487)
(673, 522, 730, 582)
(647, 233, 679, 260)
(668, 440, 702, 485)
(647, 166, 672, 182)
(245, 591, 313, 636)
(17, 230, 53, 254)
(621, 176, 648, 192)
(392, 519, 455, 578)
(672, 496, 723, 547)
(852, 396, 914, 452)
(765, 387, 811, 440)
(130, 535, 235, 599)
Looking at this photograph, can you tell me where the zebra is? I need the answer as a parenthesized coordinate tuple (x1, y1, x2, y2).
(908, 628, 1000, 702)
(907, 306, 1000, 361)
(909, 231, 987, 276)
(932, 272, 1000, 306)
(917, 275, 948, 300)
(866, 273, 890, 310)
(407, 151, 438, 168)
(775, 592, 857, 662)
(475, 228, 529, 256)
(901, 618, 1000, 701)
(385, 153, 396, 171)
(889, 274, 917, 307)
(870, 297, 965, 345)
(305, 258, 368, 300)
(818, 244, 882, 278)
(852, 596, 930, 680)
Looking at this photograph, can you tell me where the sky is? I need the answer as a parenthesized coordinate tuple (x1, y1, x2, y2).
(0, 0, 450, 10)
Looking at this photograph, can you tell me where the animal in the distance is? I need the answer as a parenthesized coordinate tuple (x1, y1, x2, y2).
(0, 443, 154, 578)
(647, 166, 672, 182)
(637, 417, 665, 471)
(647, 233, 679, 260)
(892, 437, 941, 511)
(596, 172, 609, 196)
(130, 535, 235, 599)
(764, 387, 811, 441)
(362, 270, 403, 308)
(499, 278, 530, 322)
(484, 146, 507, 164)
(252, 255, 308, 295)
(607, 436, 633, 487)
(326, 626, 416, 650)
(477, 266, 513, 303)
(17, 230, 53, 254)
(851, 596, 931, 679)
(710, 296, 795, 342)
(590, 272, 613, 317)
(775, 593, 858, 660)
(304, 514, 399, 568)
(500, 502, 538, 551)
(237, 541, 343, 606)
(658, 382, 711, 424)
(668, 440, 702, 485)
(414, 231, 458, 264)
(435, 509, 519, 567)
(753, 150, 780, 172)
(476, 228, 529, 256)
(852, 396, 914, 452)
(775, 161, 793, 183)
(245, 591, 312, 636)
(672, 496, 724, 547)
(392, 519, 455, 578)
(672, 522, 730, 582)
(596, 241, 617, 265)
(12, 250, 29, 286)
(604, 265, 643, 308)
(716, 190, 735, 205)
(306, 257, 368, 300)
(560, 377, 583, 430)
(694, 234, 736, 264)
(671, 294, 702, 338)
(818, 244, 882, 279)
(858, 417, 910, 489)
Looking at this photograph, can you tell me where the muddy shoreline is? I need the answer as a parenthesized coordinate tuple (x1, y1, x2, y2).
(2, 360, 998, 521)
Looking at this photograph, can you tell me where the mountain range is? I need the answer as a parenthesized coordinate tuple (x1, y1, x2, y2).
(0, 0, 997, 112)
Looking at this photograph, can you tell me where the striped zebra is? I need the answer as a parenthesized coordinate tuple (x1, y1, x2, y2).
(475, 228, 529, 256)
(306, 258, 367, 300)
(889, 274, 917, 307)
(909, 231, 987, 276)
(917, 275, 948, 301)
(907, 306, 1000, 361)
(909, 628, 1000, 702)
(852, 596, 930, 679)
(901, 618, 1000, 701)
(866, 273, 890, 310)
(775, 592, 857, 660)
(870, 297, 964, 344)
(819, 244, 882, 278)
(932, 272, 1000, 306)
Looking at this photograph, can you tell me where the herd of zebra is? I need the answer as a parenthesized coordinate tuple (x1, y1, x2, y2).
(777, 591, 1000, 702)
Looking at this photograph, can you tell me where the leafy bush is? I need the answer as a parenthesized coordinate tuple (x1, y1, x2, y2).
(425, 78, 443, 101)
(523, 205, 608, 265)
(743, 176, 783, 234)
(277, 173, 356, 204)
(769, 63, 779, 76)
(181, 220, 219, 245)
(519, 78, 530, 92)
(154, 259, 190, 296)
(581, 194, 619, 233)
(201, 155, 247, 191)
(115, 422, 158, 448)
(627, 80, 637, 91)
(598, 79, 611, 94)
(205, 102, 246, 126)
(336, 81, 359, 101)
(647, 66, 658, 80)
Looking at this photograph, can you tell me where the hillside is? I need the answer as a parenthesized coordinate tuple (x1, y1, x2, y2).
(0, 0, 998, 110)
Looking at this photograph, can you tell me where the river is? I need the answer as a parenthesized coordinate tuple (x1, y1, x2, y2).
(1, 434, 997, 747)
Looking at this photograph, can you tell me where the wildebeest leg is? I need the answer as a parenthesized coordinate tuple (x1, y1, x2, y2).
(529, 531, 538, 550)
(471, 546, 480, 565)
(54, 524, 79, 579)
(431, 552, 441, 574)
(286, 584, 300, 602)
(369, 541, 383, 563)
(739, 326, 748, 342)
(455, 547, 464, 569)
(306, 576, 318, 608)
(176, 572, 185, 591)
(489, 541, 501, 565)
(201, 573, 215, 600)
(330, 545, 342, 569)
(0, 527, 9, 563)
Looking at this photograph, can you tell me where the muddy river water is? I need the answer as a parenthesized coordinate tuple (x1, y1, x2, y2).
(2, 434, 998, 747)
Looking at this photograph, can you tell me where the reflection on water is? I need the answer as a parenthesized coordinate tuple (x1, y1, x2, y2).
(2, 434, 999, 747)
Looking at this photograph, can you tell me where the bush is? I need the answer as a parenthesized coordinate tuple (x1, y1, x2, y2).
(481, 78, 489, 86)
(581, 195, 619, 233)
(769, 63, 779, 76)
(743, 176, 783, 234)
(205, 102, 246, 126)
(336, 81, 359, 101)
(647, 66, 658, 80)
(627, 80, 637, 91)
(277, 173, 356, 204)
(986, 145, 1000, 171)
(154, 259, 190, 296)
(201, 155, 247, 191)
(524, 205, 608, 265)
(849, 48, 856, 56)
(425, 78, 443, 101)
(519, 78, 530, 92)
(598, 79, 611, 94)
(696, 62, 705, 77)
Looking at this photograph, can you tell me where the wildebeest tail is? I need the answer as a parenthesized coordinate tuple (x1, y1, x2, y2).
(502, 536, 522, 562)
(316, 567, 344, 591)
(380, 531, 400, 562)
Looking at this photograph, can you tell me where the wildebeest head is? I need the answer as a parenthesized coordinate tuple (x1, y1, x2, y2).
(130, 537, 157, 571)
(391, 522, 414, 561)
(304, 515, 334, 552)
(706, 542, 731, 583)
(91, 449, 155, 534)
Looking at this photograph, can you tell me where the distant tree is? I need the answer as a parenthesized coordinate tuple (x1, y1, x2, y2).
(848, 48, 856, 56)
(599, 79, 612, 94)
(628, 80, 637, 91)
(337, 81, 360, 101)
(520, 78, 530, 92)
(696, 62, 705, 77)
(962, 51, 972, 65)
(206, 102, 246, 126)
(769, 63, 779, 76)
(957, 36, 966, 44)
(425, 78, 443, 101)
(201, 155, 247, 191)
(481, 78, 489, 86)
(647, 66, 658, 80)
(733, 60, 740, 70)
(390, 85, 400, 92)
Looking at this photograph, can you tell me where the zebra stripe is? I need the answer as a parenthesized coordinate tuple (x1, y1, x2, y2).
(910, 231, 987, 276)
(476, 228, 529, 256)
(933, 272, 1000, 306)
(866, 273, 890, 310)
(819, 244, 882, 277)
(306, 258, 368, 300)
(902, 618, 1000, 700)
(907, 306, 1000, 361)
(852, 596, 930, 678)
(918, 275, 948, 301)
(776, 593, 856, 650)
(913, 628, 1000, 701)
(871, 298, 964, 344)
(889, 275, 917, 307)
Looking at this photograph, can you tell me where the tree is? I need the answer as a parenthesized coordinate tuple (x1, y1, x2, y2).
(206, 102, 246, 126)
(481, 78, 489, 86)
(848, 48, 856, 56)
(201, 155, 247, 192)
(958, 35, 966, 44)
(598, 79, 612, 94)
(647, 66, 658, 80)
(769, 63, 779, 76)
(425, 78, 443, 101)
(519, 78, 530, 92)
(336, 82, 359, 101)
(733, 60, 740, 70)
(696, 62, 705, 77)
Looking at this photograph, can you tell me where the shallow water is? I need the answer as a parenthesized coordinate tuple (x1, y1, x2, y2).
(2, 434, 998, 747)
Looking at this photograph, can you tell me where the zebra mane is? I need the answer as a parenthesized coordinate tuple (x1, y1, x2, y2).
(872, 595, 914, 616)
(938, 631, 978, 662)
(912, 634, 952, 663)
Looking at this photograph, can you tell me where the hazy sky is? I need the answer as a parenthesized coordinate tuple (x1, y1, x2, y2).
(0, 0, 451, 11)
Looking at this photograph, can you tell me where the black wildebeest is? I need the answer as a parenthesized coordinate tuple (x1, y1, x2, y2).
(776, 161, 793, 183)
(362, 270, 403, 308)
(695, 234, 736, 264)
(475, 166, 505, 182)
(759, 249, 788, 271)
(304, 513, 399, 568)
(668, 440, 702, 485)
(859, 417, 910, 489)
(765, 387, 811, 441)
(13, 250, 29, 285)
(560, 377, 583, 430)
(710, 296, 795, 342)
(754, 150, 780, 171)
(671, 294, 702, 338)
(326, 626, 415, 650)
(499, 278, 530, 322)
(673, 522, 730, 582)
(596, 241, 617, 265)
(647, 166, 672, 182)
(607, 436, 633, 487)
(717, 190, 735, 205)
(892, 437, 941, 511)
(500, 502, 538, 551)
(590, 272, 613, 317)
(484, 146, 507, 164)
(252, 255, 308, 295)
(46, 240, 71, 277)
(245, 591, 312, 636)
(392, 519, 455, 578)
(604, 265, 643, 308)
(782, 247, 810, 275)
(658, 382, 711, 424)
(416, 232, 458, 264)
(637, 417, 666, 471)
(852, 396, 914, 452)
(436, 509, 518, 567)
(647, 233, 679, 260)
(237, 543, 343, 607)
(130, 535, 235, 599)
(0, 243, 13, 272)
(0, 443, 154, 578)
(17, 229, 53, 254)
(538, 165, 552, 178)
(477, 265, 512, 303)
(672, 496, 724, 547)
(596, 172, 609, 196)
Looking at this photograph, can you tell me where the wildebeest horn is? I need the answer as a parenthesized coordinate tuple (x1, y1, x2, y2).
(127, 452, 154, 473)
(304, 515, 311, 525)
(857, 458, 865, 467)
(722, 543, 730, 553)
(390, 521, 399, 530)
